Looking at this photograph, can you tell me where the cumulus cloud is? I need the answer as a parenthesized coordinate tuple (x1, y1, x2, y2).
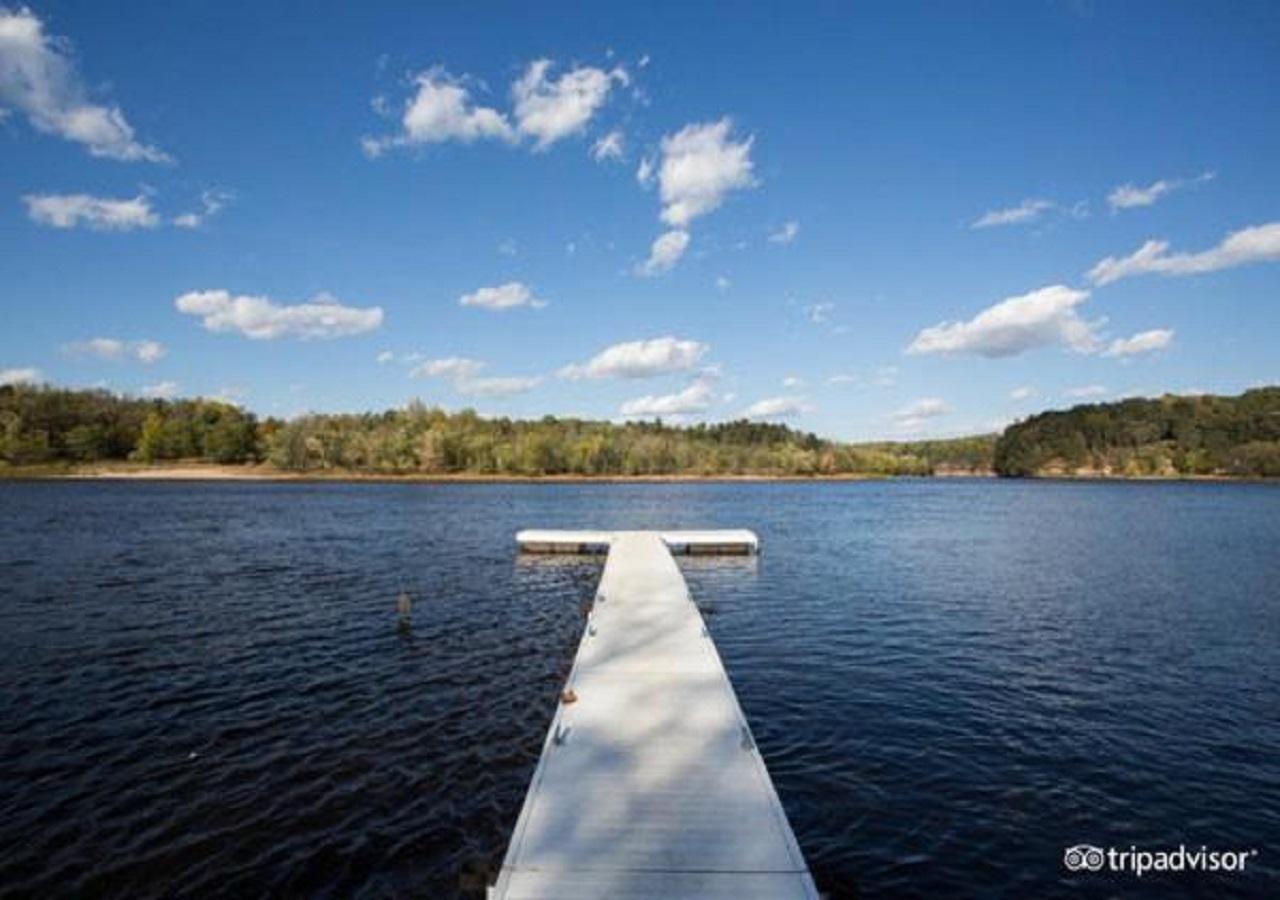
(376, 350, 396, 364)
(0, 7, 169, 161)
(512, 60, 627, 149)
(458, 281, 546, 310)
(1107, 171, 1214, 211)
(620, 374, 717, 417)
(907, 285, 1103, 358)
(769, 220, 799, 244)
(782, 375, 804, 388)
(410, 356, 539, 396)
(1010, 386, 1036, 400)
(971, 198, 1054, 229)
(1065, 384, 1108, 398)
(175, 289, 383, 340)
(637, 229, 690, 276)
(740, 395, 811, 421)
(1087, 223, 1280, 285)
(1102, 328, 1174, 357)
(140, 380, 178, 399)
(560, 336, 708, 380)
(0, 366, 40, 385)
(173, 189, 232, 229)
(63, 337, 166, 363)
(23, 193, 159, 230)
(362, 66, 514, 156)
(657, 118, 756, 228)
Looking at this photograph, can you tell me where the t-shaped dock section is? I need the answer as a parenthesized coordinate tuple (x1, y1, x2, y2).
(490, 530, 818, 899)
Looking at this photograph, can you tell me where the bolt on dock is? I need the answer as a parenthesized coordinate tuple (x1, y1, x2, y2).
(489, 529, 818, 899)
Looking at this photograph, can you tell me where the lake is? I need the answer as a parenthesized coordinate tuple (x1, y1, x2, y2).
(1, 480, 1277, 898)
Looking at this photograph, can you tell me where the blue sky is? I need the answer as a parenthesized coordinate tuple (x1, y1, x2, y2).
(2, 1, 1277, 440)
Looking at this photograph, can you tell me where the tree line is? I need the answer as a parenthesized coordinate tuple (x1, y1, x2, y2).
(7, 383, 1276, 478)
(993, 387, 1280, 477)
(0, 384, 991, 476)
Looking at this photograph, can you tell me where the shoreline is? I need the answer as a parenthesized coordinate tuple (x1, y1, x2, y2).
(0, 463, 1273, 483)
(1, 463, 904, 483)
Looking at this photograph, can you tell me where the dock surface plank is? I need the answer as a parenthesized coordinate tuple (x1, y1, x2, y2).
(490, 531, 816, 899)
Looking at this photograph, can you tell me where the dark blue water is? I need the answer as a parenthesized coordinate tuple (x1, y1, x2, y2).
(1, 480, 1277, 898)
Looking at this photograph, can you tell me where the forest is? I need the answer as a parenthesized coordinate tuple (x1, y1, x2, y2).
(992, 387, 1280, 477)
(5, 384, 1278, 478)
(0, 384, 991, 477)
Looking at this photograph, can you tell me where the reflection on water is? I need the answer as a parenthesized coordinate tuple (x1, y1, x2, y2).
(1, 480, 1277, 898)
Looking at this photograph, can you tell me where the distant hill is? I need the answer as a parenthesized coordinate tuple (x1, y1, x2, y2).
(993, 388, 1280, 478)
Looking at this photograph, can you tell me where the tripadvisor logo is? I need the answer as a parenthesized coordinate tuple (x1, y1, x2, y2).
(1064, 844, 1259, 877)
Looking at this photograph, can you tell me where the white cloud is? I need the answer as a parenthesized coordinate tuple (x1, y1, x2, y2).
(362, 66, 514, 156)
(971, 198, 1053, 229)
(715, 275, 731, 292)
(140, 380, 179, 399)
(411, 357, 485, 379)
(620, 375, 716, 417)
(512, 60, 626, 150)
(894, 397, 950, 419)
(907, 285, 1103, 358)
(376, 350, 395, 364)
(1107, 171, 1214, 211)
(23, 193, 159, 230)
(63, 337, 166, 363)
(636, 156, 655, 186)
(657, 118, 756, 227)
(0, 366, 40, 386)
(1103, 328, 1174, 358)
(637, 229, 689, 276)
(769, 220, 799, 244)
(1010, 386, 1036, 400)
(827, 373, 859, 386)
(1065, 384, 1108, 398)
(173, 189, 231, 229)
(893, 397, 951, 432)
(458, 281, 546, 310)
(454, 375, 541, 396)
(133, 340, 166, 363)
(740, 395, 811, 420)
(64, 337, 126, 360)
(804, 301, 834, 324)
(590, 128, 624, 162)
(410, 357, 539, 396)
(1087, 223, 1280, 285)
(175, 289, 383, 340)
(0, 8, 169, 162)
(782, 375, 804, 388)
(560, 336, 708, 380)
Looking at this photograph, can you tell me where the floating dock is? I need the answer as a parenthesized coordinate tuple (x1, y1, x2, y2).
(490, 530, 818, 899)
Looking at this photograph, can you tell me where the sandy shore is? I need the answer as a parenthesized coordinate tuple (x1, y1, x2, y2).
(15, 463, 910, 483)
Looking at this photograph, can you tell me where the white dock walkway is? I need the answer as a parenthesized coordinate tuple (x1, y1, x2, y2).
(490, 531, 817, 899)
